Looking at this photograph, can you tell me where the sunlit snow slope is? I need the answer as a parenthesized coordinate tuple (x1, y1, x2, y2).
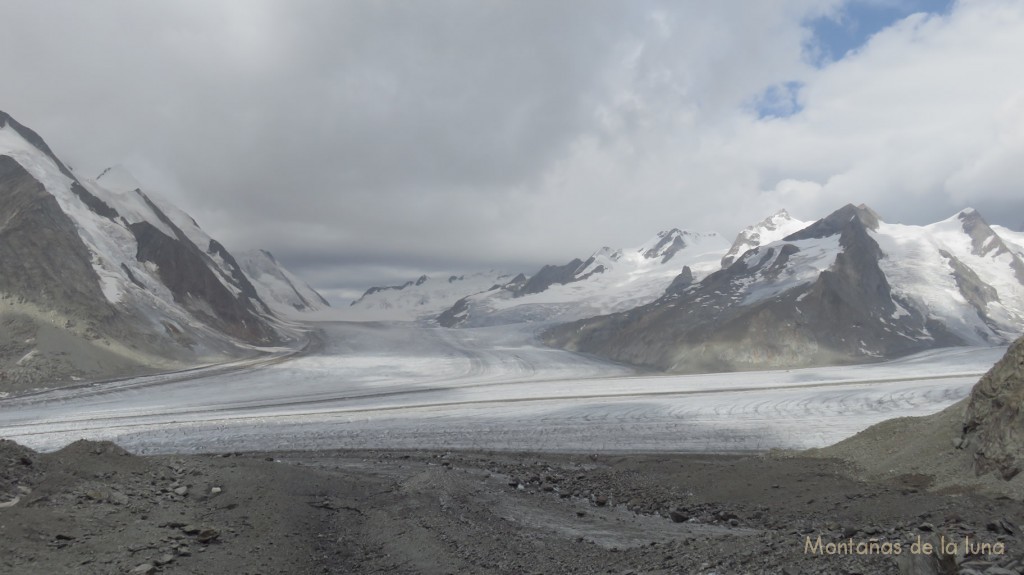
(440, 229, 731, 327)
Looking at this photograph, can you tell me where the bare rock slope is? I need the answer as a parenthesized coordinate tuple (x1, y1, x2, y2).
(962, 334, 1024, 480)
(813, 335, 1024, 500)
(1, 111, 319, 392)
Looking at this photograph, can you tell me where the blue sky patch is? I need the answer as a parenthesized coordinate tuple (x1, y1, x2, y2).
(807, 0, 953, 65)
(753, 81, 805, 119)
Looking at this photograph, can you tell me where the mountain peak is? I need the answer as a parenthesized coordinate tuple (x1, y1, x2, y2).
(784, 203, 881, 241)
(258, 249, 278, 263)
(0, 110, 75, 180)
(765, 209, 792, 223)
(956, 206, 990, 231)
(639, 228, 689, 263)
(722, 209, 809, 267)
(953, 207, 1015, 260)
(957, 207, 984, 225)
(96, 164, 143, 194)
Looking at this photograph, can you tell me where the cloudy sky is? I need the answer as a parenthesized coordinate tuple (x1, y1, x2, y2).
(3, 0, 1023, 302)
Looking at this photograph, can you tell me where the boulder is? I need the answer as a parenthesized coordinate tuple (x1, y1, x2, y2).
(961, 335, 1024, 479)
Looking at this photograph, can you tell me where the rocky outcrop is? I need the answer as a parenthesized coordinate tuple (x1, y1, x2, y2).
(437, 295, 472, 328)
(664, 266, 693, 294)
(352, 281, 415, 302)
(959, 209, 1024, 285)
(502, 273, 528, 292)
(516, 259, 585, 296)
(961, 335, 1024, 480)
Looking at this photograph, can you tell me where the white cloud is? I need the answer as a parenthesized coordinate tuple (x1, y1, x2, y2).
(2, 0, 1023, 297)
(742, 0, 1024, 222)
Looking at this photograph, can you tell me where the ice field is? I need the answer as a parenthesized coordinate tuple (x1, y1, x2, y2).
(0, 322, 1005, 454)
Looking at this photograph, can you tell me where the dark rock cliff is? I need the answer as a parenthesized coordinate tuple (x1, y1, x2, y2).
(962, 335, 1024, 480)
(0, 156, 114, 321)
(130, 221, 274, 344)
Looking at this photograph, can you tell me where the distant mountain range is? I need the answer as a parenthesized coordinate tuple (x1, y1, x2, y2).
(545, 204, 1024, 372)
(439, 229, 730, 327)
(348, 228, 733, 326)
(0, 111, 328, 389)
(348, 271, 514, 321)
(353, 202, 1024, 372)
(352, 213, 808, 328)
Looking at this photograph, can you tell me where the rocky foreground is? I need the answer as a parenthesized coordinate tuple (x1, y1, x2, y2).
(2, 339, 1022, 574)
(0, 437, 1022, 575)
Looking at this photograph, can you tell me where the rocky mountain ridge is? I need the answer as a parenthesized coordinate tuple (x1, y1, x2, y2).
(347, 271, 514, 321)
(545, 203, 1024, 372)
(236, 249, 331, 316)
(0, 111, 324, 391)
(435, 229, 730, 328)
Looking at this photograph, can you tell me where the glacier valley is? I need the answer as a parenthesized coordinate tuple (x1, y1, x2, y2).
(0, 321, 1003, 455)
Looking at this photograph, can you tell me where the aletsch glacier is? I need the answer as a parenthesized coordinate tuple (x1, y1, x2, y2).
(2, 110, 1023, 454)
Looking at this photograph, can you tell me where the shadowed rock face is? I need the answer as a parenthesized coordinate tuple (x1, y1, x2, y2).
(353, 281, 415, 302)
(125, 190, 276, 344)
(959, 209, 1024, 285)
(665, 266, 693, 294)
(939, 249, 1002, 336)
(208, 239, 262, 304)
(69, 181, 119, 221)
(437, 295, 472, 328)
(130, 221, 274, 344)
(2, 111, 277, 347)
(0, 155, 148, 387)
(962, 335, 1024, 480)
(0, 156, 114, 321)
(1, 111, 318, 390)
(516, 258, 585, 296)
(783, 203, 879, 241)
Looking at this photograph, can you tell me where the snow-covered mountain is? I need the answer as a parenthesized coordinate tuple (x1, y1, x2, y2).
(348, 271, 514, 321)
(721, 209, 809, 267)
(236, 249, 331, 317)
(545, 204, 1024, 372)
(437, 229, 731, 327)
(0, 111, 311, 389)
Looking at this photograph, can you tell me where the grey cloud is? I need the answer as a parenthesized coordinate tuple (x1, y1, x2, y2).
(3, 0, 1022, 301)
